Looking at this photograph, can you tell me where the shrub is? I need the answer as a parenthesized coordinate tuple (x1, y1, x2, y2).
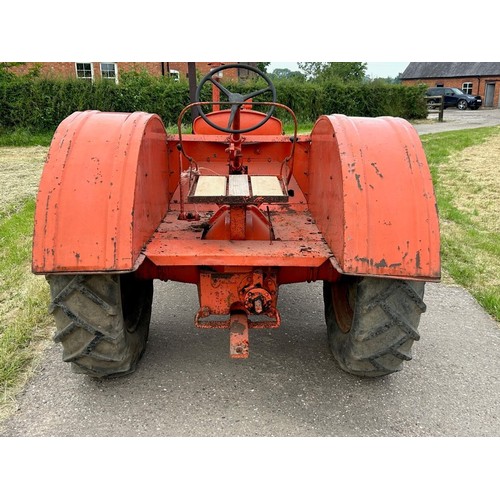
(0, 71, 427, 133)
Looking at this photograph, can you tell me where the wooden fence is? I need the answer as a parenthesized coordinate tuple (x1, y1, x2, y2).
(425, 95, 444, 122)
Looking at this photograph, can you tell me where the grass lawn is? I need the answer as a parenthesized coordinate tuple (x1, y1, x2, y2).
(420, 126, 500, 320)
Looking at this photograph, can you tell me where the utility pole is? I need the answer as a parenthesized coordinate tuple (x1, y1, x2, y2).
(188, 62, 199, 121)
(208, 62, 223, 111)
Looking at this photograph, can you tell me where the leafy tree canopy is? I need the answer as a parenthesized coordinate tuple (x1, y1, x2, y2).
(298, 62, 367, 83)
(256, 62, 270, 73)
(269, 67, 306, 82)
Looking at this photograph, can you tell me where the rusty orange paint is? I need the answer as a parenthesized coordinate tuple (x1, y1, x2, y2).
(192, 110, 283, 135)
(32, 111, 169, 273)
(196, 269, 278, 316)
(203, 205, 272, 241)
(33, 110, 440, 283)
(307, 114, 441, 281)
(145, 237, 332, 268)
(229, 311, 249, 359)
(33, 105, 440, 359)
(193, 269, 280, 346)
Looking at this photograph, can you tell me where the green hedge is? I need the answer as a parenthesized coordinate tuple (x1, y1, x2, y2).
(0, 71, 428, 133)
(321, 81, 428, 119)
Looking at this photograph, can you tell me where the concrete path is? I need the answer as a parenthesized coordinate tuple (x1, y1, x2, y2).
(1, 280, 498, 437)
(414, 107, 500, 134)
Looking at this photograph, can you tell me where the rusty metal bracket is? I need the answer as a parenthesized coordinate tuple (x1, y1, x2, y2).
(194, 307, 281, 330)
(229, 311, 249, 359)
(195, 305, 281, 359)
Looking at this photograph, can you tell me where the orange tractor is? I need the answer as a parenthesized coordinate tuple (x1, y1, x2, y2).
(32, 64, 440, 378)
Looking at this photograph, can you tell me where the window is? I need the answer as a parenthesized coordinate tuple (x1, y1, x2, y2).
(169, 69, 180, 81)
(462, 82, 473, 95)
(75, 63, 93, 80)
(100, 63, 118, 82)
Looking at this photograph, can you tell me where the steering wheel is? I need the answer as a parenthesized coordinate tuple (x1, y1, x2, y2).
(195, 63, 277, 134)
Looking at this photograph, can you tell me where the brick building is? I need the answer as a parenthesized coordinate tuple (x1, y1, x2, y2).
(400, 62, 500, 108)
(8, 62, 258, 83)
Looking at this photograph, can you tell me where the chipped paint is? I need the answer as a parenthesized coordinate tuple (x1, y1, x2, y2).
(354, 173, 363, 191)
(229, 311, 249, 358)
(32, 111, 169, 274)
(354, 256, 402, 269)
(307, 114, 440, 280)
(370, 162, 383, 178)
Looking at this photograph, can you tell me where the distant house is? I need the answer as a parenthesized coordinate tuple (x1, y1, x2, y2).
(400, 62, 500, 108)
(8, 62, 259, 83)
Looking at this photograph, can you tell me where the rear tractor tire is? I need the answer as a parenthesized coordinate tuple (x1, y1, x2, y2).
(323, 277, 426, 377)
(47, 273, 153, 378)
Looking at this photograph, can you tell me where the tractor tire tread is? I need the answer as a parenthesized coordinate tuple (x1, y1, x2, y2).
(324, 277, 426, 377)
(48, 274, 153, 378)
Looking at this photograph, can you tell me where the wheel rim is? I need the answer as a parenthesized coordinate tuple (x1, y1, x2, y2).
(121, 274, 149, 333)
(331, 280, 355, 333)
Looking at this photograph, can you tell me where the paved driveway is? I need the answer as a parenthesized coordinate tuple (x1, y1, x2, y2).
(2, 282, 499, 438)
(414, 107, 500, 134)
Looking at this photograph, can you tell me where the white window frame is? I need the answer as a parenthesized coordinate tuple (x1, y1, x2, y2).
(100, 62, 118, 83)
(75, 62, 94, 80)
(462, 82, 473, 95)
(169, 69, 180, 81)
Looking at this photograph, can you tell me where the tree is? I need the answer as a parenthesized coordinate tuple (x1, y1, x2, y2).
(298, 62, 367, 83)
(270, 67, 306, 81)
(256, 62, 270, 73)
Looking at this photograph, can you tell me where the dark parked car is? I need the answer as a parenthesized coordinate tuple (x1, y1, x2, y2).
(426, 87, 482, 110)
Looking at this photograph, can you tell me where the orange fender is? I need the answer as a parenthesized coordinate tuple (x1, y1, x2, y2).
(308, 114, 440, 281)
(32, 111, 169, 274)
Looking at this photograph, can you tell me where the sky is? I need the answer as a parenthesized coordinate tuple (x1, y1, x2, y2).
(267, 62, 409, 79)
(2, 4, 496, 66)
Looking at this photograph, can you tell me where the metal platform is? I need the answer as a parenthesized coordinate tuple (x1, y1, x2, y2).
(144, 205, 333, 268)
